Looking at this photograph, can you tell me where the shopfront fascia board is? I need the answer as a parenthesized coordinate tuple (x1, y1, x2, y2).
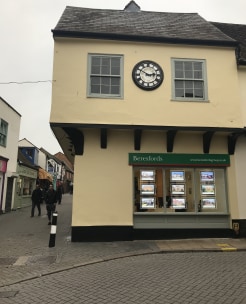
(129, 153, 230, 167)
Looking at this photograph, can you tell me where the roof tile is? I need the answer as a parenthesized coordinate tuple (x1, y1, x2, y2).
(53, 6, 236, 45)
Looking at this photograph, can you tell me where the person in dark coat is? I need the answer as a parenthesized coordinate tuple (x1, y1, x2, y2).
(31, 184, 43, 217)
(45, 184, 58, 225)
(57, 183, 63, 205)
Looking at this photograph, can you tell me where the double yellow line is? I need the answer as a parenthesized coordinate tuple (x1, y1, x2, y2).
(217, 243, 237, 251)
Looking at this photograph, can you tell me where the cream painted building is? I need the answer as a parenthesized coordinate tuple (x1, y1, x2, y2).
(211, 23, 246, 236)
(0, 97, 21, 213)
(50, 1, 246, 241)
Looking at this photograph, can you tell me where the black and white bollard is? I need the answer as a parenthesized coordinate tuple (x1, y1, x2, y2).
(49, 212, 58, 248)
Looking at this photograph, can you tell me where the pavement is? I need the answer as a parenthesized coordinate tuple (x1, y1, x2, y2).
(1, 193, 246, 289)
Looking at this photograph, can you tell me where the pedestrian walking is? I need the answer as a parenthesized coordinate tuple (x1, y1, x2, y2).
(57, 183, 63, 205)
(31, 184, 43, 217)
(45, 184, 58, 225)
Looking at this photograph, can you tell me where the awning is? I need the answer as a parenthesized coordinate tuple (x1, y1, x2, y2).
(38, 168, 53, 182)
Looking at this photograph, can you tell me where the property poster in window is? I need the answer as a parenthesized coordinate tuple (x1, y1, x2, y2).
(170, 170, 185, 181)
(201, 198, 216, 209)
(171, 184, 185, 195)
(140, 184, 155, 195)
(172, 198, 186, 209)
(200, 171, 214, 182)
(201, 184, 215, 195)
(140, 170, 155, 181)
(140, 197, 155, 209)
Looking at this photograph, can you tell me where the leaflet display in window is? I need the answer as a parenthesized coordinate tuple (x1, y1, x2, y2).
(140, 184, 155, 195)
(200, 171, 214, 182)
(170, 170, 185, 181)
(201, 198, 216, 209)
(140, 170, 155, 181)
(140, 197, 155, 209)
(201, 184, 215, 195)
(171, 183, 185, 195)
(172, 198, 186, 209)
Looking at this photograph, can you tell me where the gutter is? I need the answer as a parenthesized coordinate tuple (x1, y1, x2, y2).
(51, 30, 238, 48)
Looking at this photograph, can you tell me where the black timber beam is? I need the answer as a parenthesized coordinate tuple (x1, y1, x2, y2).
(203, 131, 215, 153)
(100, 128, 107, 149)
(134, 129, 142, 150)
(167, 130, 177, 152)
(62, 127, 84, 155)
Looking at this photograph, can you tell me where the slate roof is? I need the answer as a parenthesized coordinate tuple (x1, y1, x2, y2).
(52, 5, 237, 47)
(211, 22, 246, 64)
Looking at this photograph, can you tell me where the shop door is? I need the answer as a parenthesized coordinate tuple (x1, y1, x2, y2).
(5, 177, 13, 212)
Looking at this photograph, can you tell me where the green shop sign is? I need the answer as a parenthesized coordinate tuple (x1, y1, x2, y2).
(129, 153, 230, 166)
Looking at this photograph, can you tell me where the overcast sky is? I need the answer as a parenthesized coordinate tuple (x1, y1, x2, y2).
(1, 0, 245, 154)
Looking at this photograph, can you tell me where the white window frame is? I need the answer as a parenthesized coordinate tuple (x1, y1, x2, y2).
(171, 58, 208, 102)
(0, 119, 8, 147)
(87, 54, 124, 98)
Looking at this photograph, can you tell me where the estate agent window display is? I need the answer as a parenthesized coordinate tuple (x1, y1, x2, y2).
(134, 167, 227, 214)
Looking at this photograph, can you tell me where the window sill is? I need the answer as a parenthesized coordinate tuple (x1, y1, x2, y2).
(171, 99, 210, 103)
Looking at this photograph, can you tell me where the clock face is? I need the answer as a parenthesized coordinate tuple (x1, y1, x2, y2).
(132, 60, 164, 90)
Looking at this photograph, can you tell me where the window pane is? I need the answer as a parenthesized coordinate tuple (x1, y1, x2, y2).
(175, 70, 184, 78)
(0, 120, 8, 147)
(101, 57, 110, 75)
(194, 89, 203, 98)
(185, 90, 193, 98)
(101, 65, 110, 75)
(194, 81, 203, 89)
(91, 76, 100, 93)
(91, 85, 100, 94)
(175, 80, 184, 97)
(194, 81, 204, 98)
(111, 85, 120, 94)
(175, 89, 184, 97)
(193, 62, 203, 79)
(101, 84, 110, 94)
(111, 77, 120, 85)
(91, 57, 100, 66)
(111, 58, 120, 75)
(175, 62, 184, 78)
(185, 81, 193, 89)
(194, 70, 203, 79)
(91, 57, 101, 74)
(91, 65, 100, 74)
(184, 62, 193, 78)
(91, 76, 100, 85)
(101, 77, 110, 85)
(111, 66, 120, 75)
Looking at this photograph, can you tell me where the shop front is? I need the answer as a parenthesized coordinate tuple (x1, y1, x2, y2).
(14, 164, 38, 209)
(130, 153, 232, 239)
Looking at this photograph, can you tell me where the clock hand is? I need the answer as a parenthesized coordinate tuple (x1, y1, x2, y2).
(142, 71, 156, 77)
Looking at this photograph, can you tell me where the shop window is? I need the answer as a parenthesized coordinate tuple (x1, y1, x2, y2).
(88, 54, 123, 98)
(134, 167, 227, 213)
(22, 178, 34, 195)
(171, 59, 208, 101)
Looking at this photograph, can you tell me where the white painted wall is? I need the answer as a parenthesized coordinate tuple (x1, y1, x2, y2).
(0, 97, 21, 211)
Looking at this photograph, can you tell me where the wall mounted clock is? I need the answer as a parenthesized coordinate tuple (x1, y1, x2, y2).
(132, 60, 164, 90)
